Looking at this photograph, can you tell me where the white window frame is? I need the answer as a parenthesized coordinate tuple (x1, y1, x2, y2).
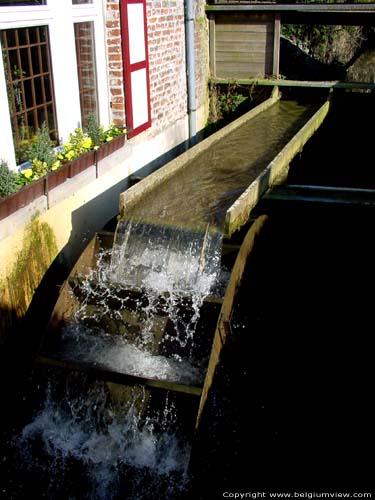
(0, 0, 109, 170)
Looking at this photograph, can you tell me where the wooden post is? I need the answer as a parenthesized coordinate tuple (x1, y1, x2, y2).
(209, 12, 216, 77)
(273, 12, 280, 77)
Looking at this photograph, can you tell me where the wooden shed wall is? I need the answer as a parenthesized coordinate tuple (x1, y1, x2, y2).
(209, 12, 278, 79)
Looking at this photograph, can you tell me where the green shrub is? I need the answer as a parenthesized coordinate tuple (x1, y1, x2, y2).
(85, 114, 104, 149)
(0, 160, 19, 198)
(26, 122, 58, 177)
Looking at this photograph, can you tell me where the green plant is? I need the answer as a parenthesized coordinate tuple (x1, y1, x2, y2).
(0, 160, 19, 198)
(101, 123, 125, 142)
(26, 122, 59, 177)
(57, 128, 93, 163)
(16, 168, 38, 187)
(85, 114, 104, 149)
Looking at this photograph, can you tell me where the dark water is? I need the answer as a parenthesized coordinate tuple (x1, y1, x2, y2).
(189, 202, 375, 495)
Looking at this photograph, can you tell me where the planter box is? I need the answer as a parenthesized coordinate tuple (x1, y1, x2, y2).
(68, 150, 96, 178)
(96, 134, 125, 162)
(46, 162, 71, 190)
(0, 177, 45, 221)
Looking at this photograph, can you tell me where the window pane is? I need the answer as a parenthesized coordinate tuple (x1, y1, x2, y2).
(74, 21, 98, 127)
(1, 25, 58, 164)
(72, 0, 93, 4)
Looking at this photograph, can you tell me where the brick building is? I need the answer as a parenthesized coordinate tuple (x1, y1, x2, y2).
(0, 0, 209, 170)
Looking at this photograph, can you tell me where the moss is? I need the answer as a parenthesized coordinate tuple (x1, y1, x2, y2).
(0, 216, 58, 340)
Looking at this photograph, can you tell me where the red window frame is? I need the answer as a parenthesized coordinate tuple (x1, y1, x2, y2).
(120, 0, 151, 138)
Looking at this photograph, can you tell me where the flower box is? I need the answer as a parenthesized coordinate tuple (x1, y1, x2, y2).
(96, 134, 126, 162)
(0, 176, 45, 221)
(46, 162, 71, 190)
(68, 150, 96, 178)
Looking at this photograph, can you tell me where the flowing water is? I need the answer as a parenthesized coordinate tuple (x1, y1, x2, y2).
(0, 98, 319, 499)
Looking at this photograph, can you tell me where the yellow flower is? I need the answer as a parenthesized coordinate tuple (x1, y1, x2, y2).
(82, 137, 92, 149)
(51, 160, 61, 171)
(106, 135, 113, 142)
(66, 150, 75, 161)
(23, 168, 33, 178)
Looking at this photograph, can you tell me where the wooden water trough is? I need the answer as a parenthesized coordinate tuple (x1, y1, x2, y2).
(119, 86, 331, 238)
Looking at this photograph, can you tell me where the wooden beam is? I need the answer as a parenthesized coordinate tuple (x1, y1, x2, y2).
(211, 77, 375, 91)
(209, 12, 216, 77)
(36, 355, 202, 396)
(195, 215, 269, 430)
(273, 12, 280, 77)
(263, 184, 375, 206)
(206, 4, 375, 13)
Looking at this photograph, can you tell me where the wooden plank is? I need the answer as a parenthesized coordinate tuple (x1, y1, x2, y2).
(263, 184, 375, 206)
(273, 12, 280, 76)
(195, 215, 269, 429)
(216, 41, 273, 53)
(210, 77, 375, 91)
(68, 276, 224, 313)
(216, 62, 273, 79)
(216, 31, 270, 43)
(36, 355, 202, 396)
(216, 68, 272, 79)
(206, 4, 375, 13)
(216, 22, 273, 33)
(217, 52, 272, 64)
(209, 13, 216, 77)
(213, 11, 277, 22)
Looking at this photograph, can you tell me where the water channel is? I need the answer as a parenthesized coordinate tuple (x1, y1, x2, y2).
(0, 95, 324, 499)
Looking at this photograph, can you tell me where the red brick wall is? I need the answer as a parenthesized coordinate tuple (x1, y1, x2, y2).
(147, 0, 187, 134)
(104, 0, 208, 133)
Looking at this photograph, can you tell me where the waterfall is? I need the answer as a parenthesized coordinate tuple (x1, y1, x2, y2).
(2, 218, 224, 499)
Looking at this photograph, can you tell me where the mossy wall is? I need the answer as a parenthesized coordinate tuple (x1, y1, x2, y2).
(0, 216, 58, 343)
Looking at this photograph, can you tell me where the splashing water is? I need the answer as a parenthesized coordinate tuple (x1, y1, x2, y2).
(5, 217, 224, 499)
(110, 219, 223, 296)
(10, 373, 194, 500)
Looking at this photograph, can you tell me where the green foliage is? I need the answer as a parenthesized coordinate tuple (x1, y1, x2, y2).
(219, 90, 247, 115)
(282, 23, 365, 67)
(208, 81, 247, 123)
(85, 114, 103, 149)
(26, 122, 58, 177)
(101, 123, 125, 142)
(56, 128, 93, 163)
(0, 159, 19, 198)
(16, 168, 38, 187)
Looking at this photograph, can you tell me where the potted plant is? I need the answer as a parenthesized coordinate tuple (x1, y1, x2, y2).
(84, 115, 126, 163)
(96, 123, 126, 162)
(57, 127, 95, 178)
(0, 159, 20, 220)
(26, 122, 69, 190)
